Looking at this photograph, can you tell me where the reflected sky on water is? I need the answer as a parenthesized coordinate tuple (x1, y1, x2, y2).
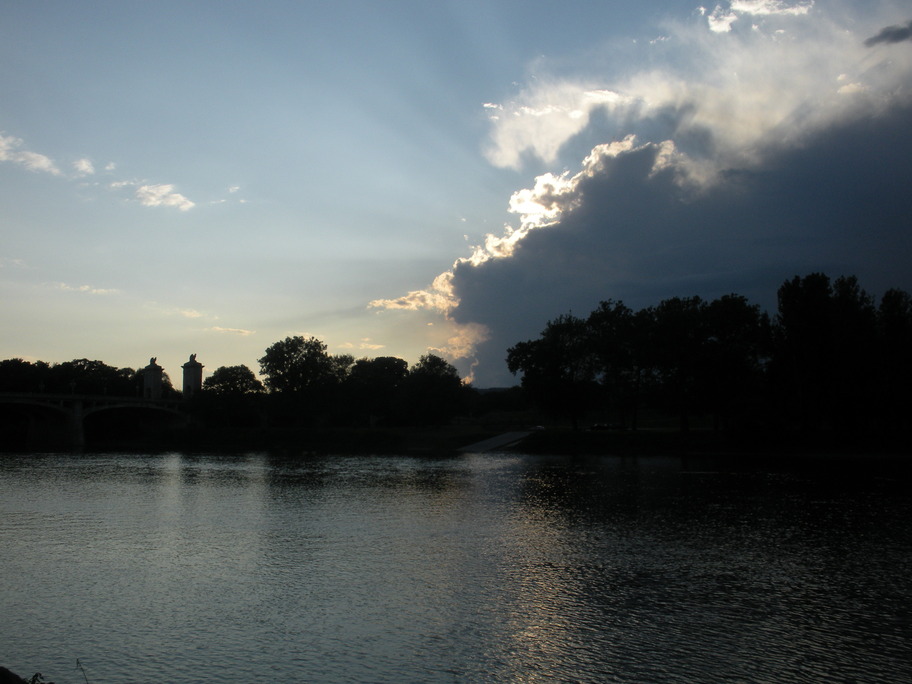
(1, 451, 910, 683)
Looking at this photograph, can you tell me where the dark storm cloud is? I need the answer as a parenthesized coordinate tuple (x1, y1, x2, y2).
(370, 3, 912, 386)
(865, 21, 912, 47)
(450, 104, 912, 386)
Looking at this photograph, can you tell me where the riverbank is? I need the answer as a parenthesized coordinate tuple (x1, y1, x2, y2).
(508, 426, 912, 464)
(68, 422, 912, 460)
(79, 423, 504, 455)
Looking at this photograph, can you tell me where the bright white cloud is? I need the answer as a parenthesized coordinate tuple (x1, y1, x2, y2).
(369, 271, 458, 314)
(111, 180, 195, 211)
(703, 0, 813, 33)
(706, 6, 738, 32)
(72, 158, 95, 176)
(730, 0, 813, 17)
(0, 133, 61, 175)
(486, 2, 911, 184)
(135, 183, 195, 211)
(484, 85, 632, 168)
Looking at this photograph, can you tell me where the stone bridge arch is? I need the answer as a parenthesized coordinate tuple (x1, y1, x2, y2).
(0, 393, 188, 447)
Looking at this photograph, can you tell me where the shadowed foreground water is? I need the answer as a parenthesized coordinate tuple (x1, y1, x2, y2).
(1, 451, 910, 683)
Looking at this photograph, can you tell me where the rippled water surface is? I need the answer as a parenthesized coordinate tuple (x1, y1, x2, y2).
(2, 451, 911, 683)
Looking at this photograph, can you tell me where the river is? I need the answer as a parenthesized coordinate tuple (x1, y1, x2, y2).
(1, 450, 910, 683)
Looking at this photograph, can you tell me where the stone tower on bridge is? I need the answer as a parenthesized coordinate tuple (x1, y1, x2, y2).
(182, 353, 204, 399)
(143, 357, 163, 399)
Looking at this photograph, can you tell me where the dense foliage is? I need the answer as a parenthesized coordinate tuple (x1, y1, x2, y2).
(202, 365, 265, 396)
(0, 342, 469, 428)
(507, 274, 912, 436)
(0, 357, 176, 397)
(253, 338, 469, 427)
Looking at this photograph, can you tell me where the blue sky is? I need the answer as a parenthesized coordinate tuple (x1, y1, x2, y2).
(2, 1, 911, 387)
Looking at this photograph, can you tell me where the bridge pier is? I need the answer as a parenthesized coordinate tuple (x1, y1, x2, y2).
(68, 399, 85, 447)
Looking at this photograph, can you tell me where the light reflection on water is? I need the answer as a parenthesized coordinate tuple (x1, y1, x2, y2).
(1, 451, 910, 683)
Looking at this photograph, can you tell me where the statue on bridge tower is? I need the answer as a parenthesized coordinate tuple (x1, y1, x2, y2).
(182, 353, 204, 399)
(143, 357, 164, 400)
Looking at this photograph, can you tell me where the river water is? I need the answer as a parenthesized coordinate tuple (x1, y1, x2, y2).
(1, 450, 910, 683)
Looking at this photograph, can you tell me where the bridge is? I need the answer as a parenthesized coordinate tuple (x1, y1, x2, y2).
(0, 392, 187, 447)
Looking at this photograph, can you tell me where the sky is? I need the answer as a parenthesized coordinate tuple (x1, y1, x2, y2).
(1, 1, 911, 387)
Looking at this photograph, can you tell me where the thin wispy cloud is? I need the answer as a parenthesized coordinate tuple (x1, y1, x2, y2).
(1, 128, 198, 211)
(703, 0, 813, 33)
(210, 185, 247, 206)
(339, 338, 386, 352)
(0, 133, 61, 175)
(144, 303, 219, 321)
(52, 282, 119, 295)
(209, 326, 256, 336)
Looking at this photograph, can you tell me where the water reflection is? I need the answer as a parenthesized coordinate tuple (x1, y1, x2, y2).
(0, 451, 910, 683)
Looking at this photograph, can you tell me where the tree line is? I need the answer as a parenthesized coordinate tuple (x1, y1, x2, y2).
(507, 273, 912, 437)
(201, 336, 470, 428)
(0, 337, 471, 428)
(0, 357, 175, 397)
(3, 272, 909, 437)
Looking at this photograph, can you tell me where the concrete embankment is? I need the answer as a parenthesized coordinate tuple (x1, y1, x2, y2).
(458, 431, 532, 453)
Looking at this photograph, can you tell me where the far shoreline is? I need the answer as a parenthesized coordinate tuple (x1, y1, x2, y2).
(5, 423, 911, 462)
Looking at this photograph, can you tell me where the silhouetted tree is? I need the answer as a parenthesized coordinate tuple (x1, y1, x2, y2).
(403, 353, 466, 425)
(876, 287, 912, 432)
(587, 300, 639, 428)
(0, 358, 50, 393)
(648, 296, 707, 432)
(193, 364, 265, 428)
(771, 273, 834, 431)
(258, 336, 336, 394)
(345, 356, 409, 425)
(770, 273, 877, 432)
(258, 336, 354, 425)
(701, 294, 769, 431)
(830, 275, 877, 430)
(511, 294, 768, 433)
(507, 313, 597, 429)
(203, 365, 264, 395)
(329, 354, 355, 383)
(46, 359, 139, 396)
